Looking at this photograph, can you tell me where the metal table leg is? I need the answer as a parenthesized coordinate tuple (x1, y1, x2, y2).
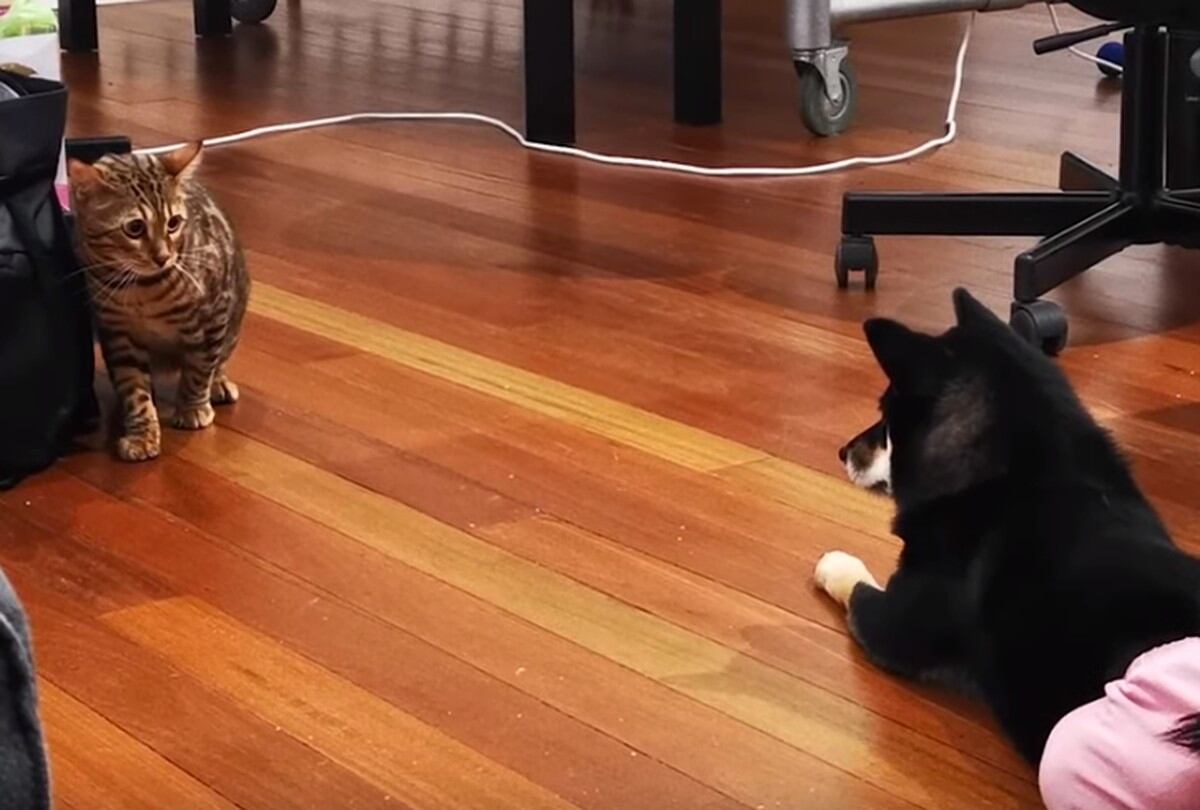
(787, 0, 1034, 135)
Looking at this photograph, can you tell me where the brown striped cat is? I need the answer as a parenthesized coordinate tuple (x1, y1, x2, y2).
(67, 143, 249, 462)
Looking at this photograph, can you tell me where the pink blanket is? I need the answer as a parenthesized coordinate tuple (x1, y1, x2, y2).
(1040, 637, 1200, 809)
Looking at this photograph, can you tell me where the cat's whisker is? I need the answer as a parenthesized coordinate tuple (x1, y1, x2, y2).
(87, 269, 125, 294)
(176, 246, 216, 256)
(95, 266, 139, 307)
(94, 273, 130, 292)
(176, 250, 219, 269)
(175, 263, 206, 296)
(67, 256, 137, 280)
(63, 261, 119, 280)
(94, 277, 127, 308)
(88, 261, 134, 286)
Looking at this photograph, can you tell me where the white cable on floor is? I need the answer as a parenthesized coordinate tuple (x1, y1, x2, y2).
(135, 13, 974, 178)
(1046, 2, 1123, 75)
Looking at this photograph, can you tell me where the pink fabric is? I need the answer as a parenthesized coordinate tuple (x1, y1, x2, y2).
(1039, 637, 1200, 809)
(55, 184, 69, 212)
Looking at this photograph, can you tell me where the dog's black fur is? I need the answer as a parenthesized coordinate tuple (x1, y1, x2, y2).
(839, 288, 1200, 765)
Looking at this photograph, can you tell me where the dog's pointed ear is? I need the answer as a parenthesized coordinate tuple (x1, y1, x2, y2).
(864, 318, 941, 387)
(953, 288, 1006, 331)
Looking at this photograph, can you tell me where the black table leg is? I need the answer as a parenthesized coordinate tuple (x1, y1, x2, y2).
(674, 0, 721, 125)
(194, 0, 233, 37)
(58, 0, 98, 53)
(523, 0, 575, 146)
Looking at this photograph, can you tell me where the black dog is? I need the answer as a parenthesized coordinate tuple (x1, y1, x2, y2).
(815, 288, 1200, 765)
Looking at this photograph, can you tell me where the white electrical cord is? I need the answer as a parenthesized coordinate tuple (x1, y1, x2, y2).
(1046, 2, 1123, 75)
(135, 13, 974, 178)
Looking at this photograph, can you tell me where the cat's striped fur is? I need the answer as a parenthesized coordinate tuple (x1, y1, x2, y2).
(68, 143, 249, 462)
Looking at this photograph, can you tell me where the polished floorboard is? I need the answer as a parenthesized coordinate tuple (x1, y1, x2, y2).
(8, 1, 1200, 807)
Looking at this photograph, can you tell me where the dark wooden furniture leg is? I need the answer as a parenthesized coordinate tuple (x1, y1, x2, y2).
(674, 0, 722, 125)
(523, 0, 575, 146)
(194, 0, 233, 37)
(58, 0, 99, 53)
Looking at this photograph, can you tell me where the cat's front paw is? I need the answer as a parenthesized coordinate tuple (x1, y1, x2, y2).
(170, 402, 215, 430)
(117, 434, 161, 463)
(814, 551, 878, 609)
(210, 378, 239, 406)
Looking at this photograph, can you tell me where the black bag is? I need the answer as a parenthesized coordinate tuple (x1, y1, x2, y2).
(0, 72, 97, 490)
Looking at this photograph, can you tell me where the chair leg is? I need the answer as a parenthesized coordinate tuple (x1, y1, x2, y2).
(674, 0, 722, 125)
(194, 0, 233, 37)
(58, 0, 98, 53)
(1059, 152, 1118, 192)
(1119, 27, 1167, 194)
(523, 0, 575, 146)
(842, 192, 1117, 238)
(1015, 202, 1135, 301)
(1166, 31, 1200, 189)
(1157, 194, 1200, 248)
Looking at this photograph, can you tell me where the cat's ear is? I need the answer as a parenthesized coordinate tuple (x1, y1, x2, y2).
(67, 158, 105, 194)
(160, 142, 203, 182)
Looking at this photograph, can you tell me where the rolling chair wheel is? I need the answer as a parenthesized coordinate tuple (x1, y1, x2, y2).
(232, 0, 277, 23)
(835, 236, 878, 291)
(1010, 299, 1068, 356)
(797, 60, 857, 137)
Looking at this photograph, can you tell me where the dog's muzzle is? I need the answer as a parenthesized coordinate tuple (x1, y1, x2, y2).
(840, 420, 891, 495)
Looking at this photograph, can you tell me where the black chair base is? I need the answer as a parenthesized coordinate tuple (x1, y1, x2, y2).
(837, 25, 1200, 355)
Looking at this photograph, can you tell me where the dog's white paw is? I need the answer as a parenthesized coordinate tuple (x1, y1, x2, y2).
(814, 551, 879, 608)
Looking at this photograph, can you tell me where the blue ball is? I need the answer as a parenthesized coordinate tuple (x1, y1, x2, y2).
(1097, 42, 1124, 78)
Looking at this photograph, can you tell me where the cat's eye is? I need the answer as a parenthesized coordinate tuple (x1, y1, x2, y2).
(123, 219, 146, 239)
(166, 215, 184, 233)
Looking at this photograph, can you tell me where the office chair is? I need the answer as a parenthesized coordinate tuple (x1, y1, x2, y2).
(835, 1, 1200, 354)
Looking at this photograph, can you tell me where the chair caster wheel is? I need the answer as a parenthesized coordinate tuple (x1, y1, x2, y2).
(796, 59, 857, 137)
(232, 0, 277, 22)
(1010, 300, 1068, 356)
(835, 236, 878, 290)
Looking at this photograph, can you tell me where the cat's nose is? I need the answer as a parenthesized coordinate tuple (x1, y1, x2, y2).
(154, 250, 171, 267)
(838, 444, 848, 464)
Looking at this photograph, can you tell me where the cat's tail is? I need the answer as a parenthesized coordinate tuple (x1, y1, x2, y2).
(1165, 713, 1200, 755)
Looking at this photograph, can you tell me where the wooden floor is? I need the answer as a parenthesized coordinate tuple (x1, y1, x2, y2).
(8, 1, 1200, 807)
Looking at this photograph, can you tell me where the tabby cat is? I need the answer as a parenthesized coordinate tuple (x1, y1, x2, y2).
(67, 143, 249, 462)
